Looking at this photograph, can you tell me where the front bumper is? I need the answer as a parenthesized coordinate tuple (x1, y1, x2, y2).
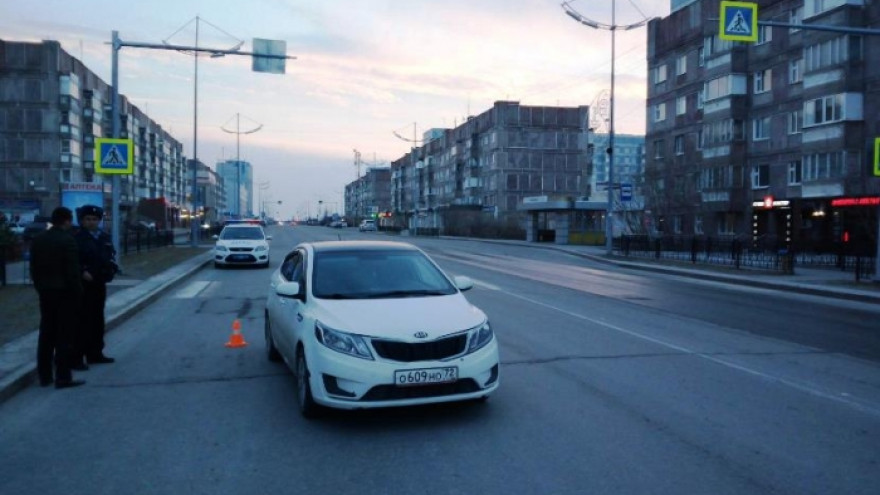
(215, 250, 269, 265)
(305, 339, 500, 409)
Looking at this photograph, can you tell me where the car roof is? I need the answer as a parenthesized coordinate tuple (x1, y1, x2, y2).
(308, 240, 420, 254)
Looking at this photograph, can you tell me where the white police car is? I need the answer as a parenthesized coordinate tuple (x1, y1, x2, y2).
(213, 224, 272, 268)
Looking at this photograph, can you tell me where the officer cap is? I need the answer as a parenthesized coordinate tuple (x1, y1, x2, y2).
(77, 204, 104, 219)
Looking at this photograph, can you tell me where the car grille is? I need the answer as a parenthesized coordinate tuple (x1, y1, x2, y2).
(371, 334, 467, 362)
(360, 379, 480, 401)
(229, 247, 254, 252)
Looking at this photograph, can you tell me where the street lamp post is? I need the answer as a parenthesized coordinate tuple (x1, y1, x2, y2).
(562, 1, 648, 255)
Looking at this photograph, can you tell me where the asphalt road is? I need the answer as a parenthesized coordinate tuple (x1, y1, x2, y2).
(1, 225, 878, 495)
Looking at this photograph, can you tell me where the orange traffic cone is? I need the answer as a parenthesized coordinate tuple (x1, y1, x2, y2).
(225, 319, 248, 348)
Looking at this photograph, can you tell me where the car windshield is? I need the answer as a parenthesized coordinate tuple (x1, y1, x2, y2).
(220, 227, 264, 240)
(312, 249, 457, 299)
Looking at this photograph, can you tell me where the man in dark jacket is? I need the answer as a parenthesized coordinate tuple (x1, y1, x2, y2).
(74, 205, 117, 365)
(30, 206, 85, 389)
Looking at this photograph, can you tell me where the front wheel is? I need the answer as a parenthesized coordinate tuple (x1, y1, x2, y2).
(296, 348, 320, 418)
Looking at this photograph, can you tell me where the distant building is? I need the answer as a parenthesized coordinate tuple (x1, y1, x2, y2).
(216, 159, 253, 217)
(389, 101, 591, 235)
(188, 159, 225, 225)
(0, 39, 189, 225)
(345, 167, 391, 221)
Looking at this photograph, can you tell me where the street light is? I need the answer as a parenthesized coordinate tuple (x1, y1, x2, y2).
(562, 1, 648, 255)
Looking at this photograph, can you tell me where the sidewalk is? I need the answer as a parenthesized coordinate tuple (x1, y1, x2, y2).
(0, 250, 214, 404)
(1, 236, 877, 405)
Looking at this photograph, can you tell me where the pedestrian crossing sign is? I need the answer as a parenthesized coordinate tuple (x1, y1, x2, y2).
(95, 138, 133, 174)
(720, 1, 758, 42)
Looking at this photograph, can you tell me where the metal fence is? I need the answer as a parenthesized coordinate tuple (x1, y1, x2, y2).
(616, 235, 875, 280)
(122, 229, 174, 254)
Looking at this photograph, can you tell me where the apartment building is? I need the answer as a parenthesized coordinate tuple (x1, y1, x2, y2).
(389, 101, 590, 232)
(646, 0, 880, 250)
(345, 166, 391, 221)
(0, 39, 196, 227)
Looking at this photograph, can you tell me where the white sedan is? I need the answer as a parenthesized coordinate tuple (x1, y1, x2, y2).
(265, 240, 499, 417)
(213, 224, 272, 268)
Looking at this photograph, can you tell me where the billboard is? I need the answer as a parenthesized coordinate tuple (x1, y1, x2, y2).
(61, 182, 106, 226)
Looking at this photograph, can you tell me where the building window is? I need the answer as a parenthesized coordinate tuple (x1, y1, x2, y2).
(753, 69, 771, 94)
(803, 151, 847, 181)
(653, 139, 665, 159)
(789, 58, 803, 84)
(672, 215, 682, 234)
(697, 89, 705, 109)
(696, 130, 703, 150)
(704, 74, 747, 101)
(787, 160, 802, 185)
(751, 164, 769, 188)
(788, 110, 802, 134)
(676, 55, 687, 76)
(653, 103, 666, 122)
(698, 45, 705, 67)
(674, 135, 685, 155)
(703, 119, 745, 146)
(803, 94, 844, 126)
(676, 96, 687, 116)
(757, 25, 773, 45)
(790, 6, 803, 33)
(804, 35, 861, 72)
(506, 174, 518, 190)
(652, 64, 667, 84)
(694, 216, 704, 235)
(752, 116, 770, 141)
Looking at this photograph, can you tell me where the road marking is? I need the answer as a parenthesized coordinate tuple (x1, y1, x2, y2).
(498, 289, 880, 418)
(173, 281, 211, 299)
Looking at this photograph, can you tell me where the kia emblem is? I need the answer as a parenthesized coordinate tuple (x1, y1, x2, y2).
(413, 331, 429, 339)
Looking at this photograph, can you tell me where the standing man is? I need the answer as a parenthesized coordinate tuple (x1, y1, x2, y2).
(30, 206, 85, 389)
(75, 205, 117, 365)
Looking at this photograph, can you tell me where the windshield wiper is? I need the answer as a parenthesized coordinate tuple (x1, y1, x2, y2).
(317, 293, 360, 300)
(363, 289, 452, 299)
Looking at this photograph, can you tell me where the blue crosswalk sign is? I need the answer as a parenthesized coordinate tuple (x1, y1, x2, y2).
(95, 138, 133, 174)
(720, 1, 758, 42)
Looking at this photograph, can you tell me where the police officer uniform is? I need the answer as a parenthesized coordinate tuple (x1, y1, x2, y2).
(74, 205, 118, 365)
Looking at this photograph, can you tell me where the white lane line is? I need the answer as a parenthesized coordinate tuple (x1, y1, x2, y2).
(173, 281, 211, 299)
(501, 288, 880, 418)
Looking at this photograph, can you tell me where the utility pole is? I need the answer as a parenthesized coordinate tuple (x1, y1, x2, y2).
(221, 113, 262, 217)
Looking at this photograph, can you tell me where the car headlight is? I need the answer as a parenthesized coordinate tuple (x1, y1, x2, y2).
(315, 321, 374, 360)
(215, 245, 229, 252)
(466, 320, 493, 353)
(254, 245, 268, 252)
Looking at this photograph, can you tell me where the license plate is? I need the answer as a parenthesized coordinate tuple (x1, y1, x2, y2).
(229, 255, 250, 261)
(394, 367, 458, 387)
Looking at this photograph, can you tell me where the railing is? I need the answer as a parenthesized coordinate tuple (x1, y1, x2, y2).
(616, 235, 876, 280)
(122, 229, 174, 255)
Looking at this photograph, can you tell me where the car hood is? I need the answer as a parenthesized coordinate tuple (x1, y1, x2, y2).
(311, 294, 486, 340)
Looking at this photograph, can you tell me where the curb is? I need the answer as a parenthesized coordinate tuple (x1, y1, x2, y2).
(0, 254, 212, 405)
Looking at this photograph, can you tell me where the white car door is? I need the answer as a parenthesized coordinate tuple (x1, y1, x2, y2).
(271, 250, 307, 360)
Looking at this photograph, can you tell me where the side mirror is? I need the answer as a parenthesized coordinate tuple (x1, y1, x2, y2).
(453, 275, 474, 292)
(276, 281, 303, 299)
(212, 235, 219, 240)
